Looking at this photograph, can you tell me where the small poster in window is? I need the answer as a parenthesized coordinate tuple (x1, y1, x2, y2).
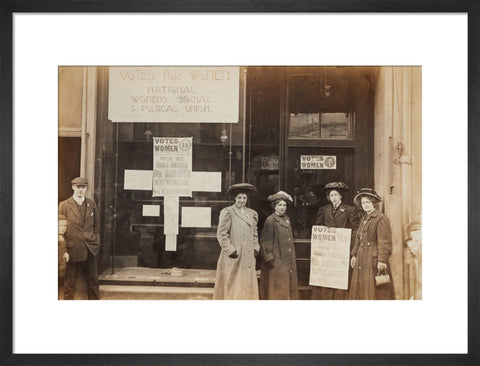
(300, 155, 336, 169)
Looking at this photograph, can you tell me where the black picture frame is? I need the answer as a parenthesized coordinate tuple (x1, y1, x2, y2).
(1, 1, 479, 365)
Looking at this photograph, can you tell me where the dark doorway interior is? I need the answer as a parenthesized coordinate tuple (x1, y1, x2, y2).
(58, 137, 81, 202)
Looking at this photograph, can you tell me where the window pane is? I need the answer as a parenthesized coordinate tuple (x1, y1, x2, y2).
(320, 112, 352, 139)
(289, 113, 320, 139)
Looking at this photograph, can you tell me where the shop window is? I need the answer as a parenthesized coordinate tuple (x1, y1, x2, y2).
(246, 69, 282, 229)
(111, 121, 246, 268)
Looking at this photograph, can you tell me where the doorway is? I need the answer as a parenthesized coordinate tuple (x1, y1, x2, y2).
(58, 137, 81, 202)
(286, 147, 354, 239)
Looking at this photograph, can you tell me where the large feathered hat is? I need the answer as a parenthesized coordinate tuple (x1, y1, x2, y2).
(353, 188, 382, 206)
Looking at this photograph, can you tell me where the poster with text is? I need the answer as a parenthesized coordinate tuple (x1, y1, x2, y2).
(153, 137, 192, 197)
(108, 66, 240, 123)
(309, 225, 351, 290)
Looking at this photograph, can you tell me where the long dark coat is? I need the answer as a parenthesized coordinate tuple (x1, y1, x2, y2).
(213, 205, 260, 300)
(311, 202, 359, 300)
(259, 213, 299, 300)
(349, 209, 395, 300)
(58, 196, 100, 262)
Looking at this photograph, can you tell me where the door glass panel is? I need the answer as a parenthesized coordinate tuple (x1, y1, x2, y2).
(287, 71, 354, 140)
(320, 112, 352, 139)
(289, 113, 320, 139)
(288, 148, 353, 239)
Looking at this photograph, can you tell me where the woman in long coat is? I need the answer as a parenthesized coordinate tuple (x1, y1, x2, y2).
(213, 183, 260, 300)
(259, 191, 300, 300)
(311, 182, 359, 300)
(349, 188, 395, 300)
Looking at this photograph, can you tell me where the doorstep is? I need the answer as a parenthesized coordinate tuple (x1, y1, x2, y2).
(100, 284, 213, 300)
(99, 267, 217, 288)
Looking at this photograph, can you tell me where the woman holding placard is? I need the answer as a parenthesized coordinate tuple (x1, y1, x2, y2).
(348, 188, 395, 300)
(213, 183, 260, 300)
(311, 182, 359, 300)
(259, 191, 299, 300)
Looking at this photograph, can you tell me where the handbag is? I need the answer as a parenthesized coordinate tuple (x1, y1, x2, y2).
(375, 268, 391, 286)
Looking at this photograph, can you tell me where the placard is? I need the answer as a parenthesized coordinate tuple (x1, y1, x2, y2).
(261, 155, 279, 170)
(300, 155, 336, 170)
(153, 137, 192, 197)
(181, 207, 211, 228)
(165, 234, 177, 252)
(309, 225, 351, 290)
(108, 66, 240, 123)
(124, 169, 153, 190)
(142, 205, 160, 217)
(190, 171, 222, 192)
(163, 196, 179, 235)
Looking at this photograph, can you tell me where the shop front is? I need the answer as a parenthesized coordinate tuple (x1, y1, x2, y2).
(59, 65, 421, 299)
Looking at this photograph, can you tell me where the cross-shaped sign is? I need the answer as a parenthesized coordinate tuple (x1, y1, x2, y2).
(123, 137, 222, 251)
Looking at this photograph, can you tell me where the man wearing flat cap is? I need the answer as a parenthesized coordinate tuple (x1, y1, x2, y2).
(58, 177, 100, 300)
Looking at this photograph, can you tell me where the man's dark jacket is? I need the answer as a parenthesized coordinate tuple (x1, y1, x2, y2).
(58, 196, 100, 262)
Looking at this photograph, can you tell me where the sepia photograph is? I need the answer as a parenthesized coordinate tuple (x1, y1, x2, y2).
(8, 10, 473, 359)
(58, 65, 422, 301)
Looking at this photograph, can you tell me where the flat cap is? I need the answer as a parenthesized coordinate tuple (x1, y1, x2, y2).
(71, 177, 88, 185)
(267, 190, 293, 203)
(226, 183, 256, 196)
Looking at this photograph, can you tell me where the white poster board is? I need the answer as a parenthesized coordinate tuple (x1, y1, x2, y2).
(108, 66, 240, 123)
(181, 207, 211, 228)
(309, 225, 351, 290)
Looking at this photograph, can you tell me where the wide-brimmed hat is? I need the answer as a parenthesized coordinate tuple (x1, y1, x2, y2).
(353, 188, 382, 206)
(267, 190, 293, 203)
(324, 182, 349, 192)
(226, 183, 257, 197)
(71, 177, 88, 186)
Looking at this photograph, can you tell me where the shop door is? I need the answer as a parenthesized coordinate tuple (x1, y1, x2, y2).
(286, 147, 354, 239)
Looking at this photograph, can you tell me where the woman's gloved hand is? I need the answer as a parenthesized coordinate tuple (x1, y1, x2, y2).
(229, 250, 238, 258)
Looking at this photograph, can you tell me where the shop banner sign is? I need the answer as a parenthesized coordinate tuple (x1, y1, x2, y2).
(108, 66, 240, 123)
(153, 137, 192, 197)
(309, 225, 351, 290)
(300, 155, 336, 169)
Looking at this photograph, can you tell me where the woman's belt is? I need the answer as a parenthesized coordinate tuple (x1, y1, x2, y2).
(359, 241, 377, 248)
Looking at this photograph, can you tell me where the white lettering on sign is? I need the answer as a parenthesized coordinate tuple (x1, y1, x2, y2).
(108, 66, 240, 123)
(300, 155, 336, 169)
(309, 225, 351, 290)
